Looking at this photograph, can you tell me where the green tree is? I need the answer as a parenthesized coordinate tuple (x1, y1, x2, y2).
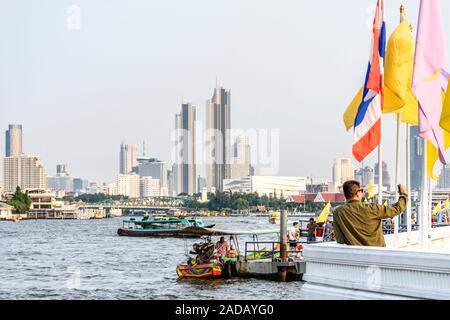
(6, 186, 32, 213)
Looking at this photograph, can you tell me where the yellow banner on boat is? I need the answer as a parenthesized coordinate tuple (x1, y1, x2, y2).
(432, 201, 442, 216)
(316, 202, 331, 224)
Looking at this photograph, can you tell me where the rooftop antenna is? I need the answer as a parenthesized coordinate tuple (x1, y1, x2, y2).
(143, 140, 146, 157)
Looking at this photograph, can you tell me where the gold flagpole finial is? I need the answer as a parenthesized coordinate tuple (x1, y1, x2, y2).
(400, 4, 405, 14)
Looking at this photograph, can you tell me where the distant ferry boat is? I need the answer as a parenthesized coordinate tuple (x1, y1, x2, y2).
(117, 216, 215, 237)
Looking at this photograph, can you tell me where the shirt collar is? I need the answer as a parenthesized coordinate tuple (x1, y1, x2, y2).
(347, 199, 360, 203)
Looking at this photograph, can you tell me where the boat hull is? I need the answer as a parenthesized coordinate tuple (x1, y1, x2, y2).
(117, 228, 204, 237)
(176, 263, 223, 279)
(117, 223, 215, 237)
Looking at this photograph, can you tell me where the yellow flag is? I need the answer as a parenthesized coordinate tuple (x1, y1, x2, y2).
(367, 180, 375, 198)
(383, 200, 388, 206)
(439, 80, 450, 131)
(427, 90, 448, 180)
(432, 201, 441, 215)
(316, 202, 331, 224)
(445, 199, 450, 211)
(343, 19, 418, 130)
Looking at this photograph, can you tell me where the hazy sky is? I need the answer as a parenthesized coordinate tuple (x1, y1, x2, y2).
(1, 0, 450, 185)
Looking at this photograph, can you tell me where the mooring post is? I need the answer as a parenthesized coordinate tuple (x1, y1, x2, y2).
(279, 207, 287, 282)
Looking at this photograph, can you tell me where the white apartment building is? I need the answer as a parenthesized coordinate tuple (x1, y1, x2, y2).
(223, 176, 307, 197)
(116, 173, 140, 198)
(3, 155, 46, 193)
(140, 176, 161, 197)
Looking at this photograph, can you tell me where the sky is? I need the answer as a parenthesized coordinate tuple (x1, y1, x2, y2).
(1, 0, 450, 185)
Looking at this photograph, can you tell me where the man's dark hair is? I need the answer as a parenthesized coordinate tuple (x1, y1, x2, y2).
(309, 218, 314, 222)
(343, 180, 361, 200)
(293, 222, 298, 226)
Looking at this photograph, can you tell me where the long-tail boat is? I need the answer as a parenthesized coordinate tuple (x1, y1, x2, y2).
(117, 217, 214, 237)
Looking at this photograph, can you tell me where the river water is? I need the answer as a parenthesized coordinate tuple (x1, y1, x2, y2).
(0, 216, 303, 299)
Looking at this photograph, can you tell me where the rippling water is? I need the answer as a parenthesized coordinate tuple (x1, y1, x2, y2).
(0, 216, 303, 299)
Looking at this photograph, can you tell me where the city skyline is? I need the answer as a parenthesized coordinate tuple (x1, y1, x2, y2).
(2, 1, 450, 185)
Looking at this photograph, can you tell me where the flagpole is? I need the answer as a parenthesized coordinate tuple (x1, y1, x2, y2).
(420, 139, 429, 249)
(406, 123, 412, 239)
(406, 20, 414, 241)
(378, 145, 383, 205)
(394, 5, 406, 239)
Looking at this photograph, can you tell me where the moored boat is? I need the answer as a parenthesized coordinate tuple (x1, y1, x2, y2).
(176, 227, 279, 279)
(117, 217, 214, 237)
(176, 263, 223, 278)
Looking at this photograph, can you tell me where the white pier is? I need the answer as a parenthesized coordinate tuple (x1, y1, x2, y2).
(301, 226, 450, 299)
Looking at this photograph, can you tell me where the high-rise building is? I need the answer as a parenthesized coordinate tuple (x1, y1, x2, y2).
(410, 126, 423, 190)
(374, 161, 392, 191)
(56, 164, 68, 176)
(5, 124, 22, 157)
(134, 158, 168, 193)
(205, 82, 231, 192)
(101, 183, 117, 196)
(332, 158, 354, 186)
(46, 165, 74, 193)
(73, 178, 89, 193)
(3, 155, 46, 193)
(140, 176, 161, 197)
(231, 134, 252, 178)
(354, 166, 374, 186)
(197, 176, 207, 194)
(182, 102, 196, 195)
(119, 143, 138, 174)
(174, 114, 183, 195)
(116, 173, 140, 198)
(437, 164, 450, 189)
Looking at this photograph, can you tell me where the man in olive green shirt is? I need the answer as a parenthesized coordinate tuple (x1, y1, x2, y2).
(333, 180, 408, 247)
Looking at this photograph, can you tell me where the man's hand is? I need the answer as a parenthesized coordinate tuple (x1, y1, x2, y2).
(397, 184, 406, 194)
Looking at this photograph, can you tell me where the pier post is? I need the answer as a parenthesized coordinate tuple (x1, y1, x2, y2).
(279, 208, 287, 282)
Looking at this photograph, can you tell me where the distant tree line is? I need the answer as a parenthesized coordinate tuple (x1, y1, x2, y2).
(181, 191, 311, 211)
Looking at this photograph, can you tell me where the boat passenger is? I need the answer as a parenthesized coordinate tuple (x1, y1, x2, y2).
(227, 244, 238, 258)
(333, 181, 408, 247)
(215, 237, 229, 260)
(288, 222, 299, 249)
(306, 218, 317, 242)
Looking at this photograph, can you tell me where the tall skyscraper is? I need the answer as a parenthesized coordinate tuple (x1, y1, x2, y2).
(119, 143, 138, 174)
(174, 114, 183, 195)
(134, 158, 168, 193)
(437, 164, 450, 189)
(178, 102, 197, 195)
(230, 134, 252, 178)
(173, 101, 197, 195)
(410, 126, 423, 190)
(374, 161, 392, 191)
(3, 155, 46, 192)
(205, 82, 231, 191)
(46, 164, 73, 193)
(73, 178, 89, 193)
(332, 158, 354, 185)
(5, 124, 22, 157)
(354, 166, 374, 186)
